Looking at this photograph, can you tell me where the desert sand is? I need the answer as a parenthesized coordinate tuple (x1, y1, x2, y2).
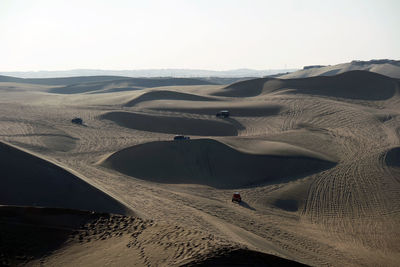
(0, 69, 399, 266)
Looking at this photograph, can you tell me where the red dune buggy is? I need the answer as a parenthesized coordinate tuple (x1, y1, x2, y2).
(232, 192, 241, 203)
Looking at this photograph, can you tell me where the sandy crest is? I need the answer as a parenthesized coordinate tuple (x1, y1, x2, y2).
(279, 60, 400, 79)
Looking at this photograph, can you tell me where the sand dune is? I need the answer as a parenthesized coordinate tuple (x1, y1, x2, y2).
(124, 90, 217, 107)
(213, 77, 267, 97)
(49, 77, 216, 94)
(49, 81, 142, 94)
(102, 139, 336, 189)
(219, 138, 335, 161)
(101, 111, 238, 136)
(280, 59, 400, 79)
(264, 71, 398, 100)
(124, 89, 283, 117)
(0, 141, 132, 215)
(1, 64, 400, 266)
(215, 70, 398, 100)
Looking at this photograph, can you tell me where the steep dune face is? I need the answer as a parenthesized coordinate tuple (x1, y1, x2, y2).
(100, 111, 238, 136)
(215, 71, 398, 100)
(124, 90, 217, 107)
(0, 142, 132, 215)
(102, 139, 336, 189)
(0, 206, 105, 266)
(1, 206, 306, 267)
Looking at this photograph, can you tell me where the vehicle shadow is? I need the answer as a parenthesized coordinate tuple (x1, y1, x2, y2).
(238, 201, 256, 211)
(224, 117, 246, 130)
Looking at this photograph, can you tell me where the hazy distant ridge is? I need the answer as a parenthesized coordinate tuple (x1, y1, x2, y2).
(0, 68, 297, 79)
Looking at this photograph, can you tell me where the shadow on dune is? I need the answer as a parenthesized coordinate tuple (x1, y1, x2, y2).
(0, 206, 102, 265)
(224, 117, 246, 130)
(0, 206, 136, 266)
(183, 248, 308, 266)
(237, 201, 256, 211)
(102, 139, 336, 189)
(101, 112, 238, 136)
(385, 147, 400, 167)
(273, 199, 299, 212)
(155, 105, 282, 117)
(0, 142, 132, 215)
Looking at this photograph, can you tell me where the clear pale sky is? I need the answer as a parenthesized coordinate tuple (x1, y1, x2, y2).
(1, 0, 399, 71)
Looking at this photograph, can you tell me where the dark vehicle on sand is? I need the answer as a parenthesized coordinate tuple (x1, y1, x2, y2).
(174, 135, 190, 140)
(71, 117, 83, 125)
(216, 110, 230, 118)
(232, 192, 241, 203)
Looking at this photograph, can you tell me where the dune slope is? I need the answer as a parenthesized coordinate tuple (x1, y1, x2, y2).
(215, 71, 398, 100)
(49, 77, 216, 94)
(102, 139, 336, 189)
(0, 206, 306, 266)
(0, 206, 104, 266)
(125, 90, 217, 107)
(264, 71, 397, 100)
(0, 142, 131, 215)
(279, 59, 400, 79)
(212, 77, 268, 97)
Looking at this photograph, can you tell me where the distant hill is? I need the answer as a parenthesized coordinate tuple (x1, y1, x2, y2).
(279, 59, 400, 79)
(0, 75, 131, 86)
(0, 75, 24, 83)
(0, 68, 297, 79)
(0, 73, 257, 89)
